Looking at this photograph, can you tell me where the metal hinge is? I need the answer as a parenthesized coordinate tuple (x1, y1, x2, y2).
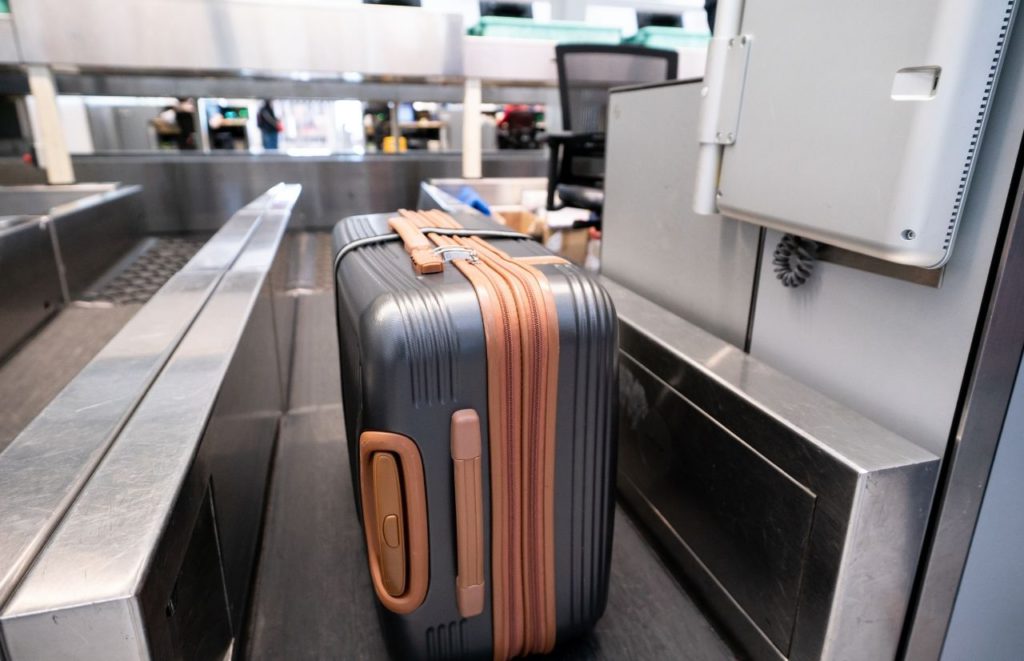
(693, 0, 750, 215)
(697, 34, 753, 147)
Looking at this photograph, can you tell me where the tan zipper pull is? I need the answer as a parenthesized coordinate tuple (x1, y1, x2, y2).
(388, 215, 444, 274)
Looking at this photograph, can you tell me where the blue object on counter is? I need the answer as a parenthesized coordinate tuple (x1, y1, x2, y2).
(456, 186, 492, 216)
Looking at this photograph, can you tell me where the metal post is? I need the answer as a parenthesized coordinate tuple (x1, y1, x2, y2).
(388, 100, 401, 152)
(25, 65, 74, 184)
(462, 78, 482, 179)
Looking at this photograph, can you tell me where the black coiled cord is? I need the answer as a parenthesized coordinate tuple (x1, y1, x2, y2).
(772, 234, 818, 288)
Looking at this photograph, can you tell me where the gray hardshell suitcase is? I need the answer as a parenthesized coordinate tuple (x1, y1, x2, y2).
(332, 209, 617, 659)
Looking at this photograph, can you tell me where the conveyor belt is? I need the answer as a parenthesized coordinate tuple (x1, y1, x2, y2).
(245, 234, 737, 660)
(81, 235, 208, 305)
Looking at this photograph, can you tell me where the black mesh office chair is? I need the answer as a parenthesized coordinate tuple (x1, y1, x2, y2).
(547, 44, 678, 221)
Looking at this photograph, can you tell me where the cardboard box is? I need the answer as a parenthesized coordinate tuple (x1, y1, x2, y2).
(493, 207, 548, 241)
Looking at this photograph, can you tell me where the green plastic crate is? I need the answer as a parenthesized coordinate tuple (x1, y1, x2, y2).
(625, 26, 711, 50)
(0, 1, 9, 14)
(467, 16, 621, 44)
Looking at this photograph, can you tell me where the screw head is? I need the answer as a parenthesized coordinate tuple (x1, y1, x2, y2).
(902, 229, 917, 240)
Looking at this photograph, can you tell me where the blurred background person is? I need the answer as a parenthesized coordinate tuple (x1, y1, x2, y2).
(257, 99, 282, 150)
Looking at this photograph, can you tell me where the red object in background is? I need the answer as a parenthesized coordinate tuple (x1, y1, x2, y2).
(21, 152, 34, 167)
(499, 104, 532, 129)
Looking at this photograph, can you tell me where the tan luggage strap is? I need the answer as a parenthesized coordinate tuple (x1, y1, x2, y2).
(333, 226, 533, 274)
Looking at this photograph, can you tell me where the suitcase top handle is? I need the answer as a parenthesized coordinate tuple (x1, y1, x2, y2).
(389, 215, 446, 274)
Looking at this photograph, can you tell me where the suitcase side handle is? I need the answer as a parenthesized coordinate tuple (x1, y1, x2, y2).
(358, 431, 430, 614)
(451, 409, 486, 618)
(388, 215, 445, 274)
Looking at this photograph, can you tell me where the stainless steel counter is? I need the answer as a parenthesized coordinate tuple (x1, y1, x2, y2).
(0, 184, 144, 362)
(0, 185, 299, 659)
(71, 152, 547, 233)
(604, 277, 939, 660)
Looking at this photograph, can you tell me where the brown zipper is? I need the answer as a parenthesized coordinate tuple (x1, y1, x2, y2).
(398, 210, 559, 659)
(460, 234, 558, 654)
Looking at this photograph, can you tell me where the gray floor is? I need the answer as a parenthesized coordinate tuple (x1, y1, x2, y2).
(246, 240, 737, 660)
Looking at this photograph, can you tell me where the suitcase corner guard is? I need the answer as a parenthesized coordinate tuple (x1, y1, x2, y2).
(358, 430, 429, 614)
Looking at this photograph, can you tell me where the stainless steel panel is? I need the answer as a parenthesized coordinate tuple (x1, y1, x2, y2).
(747, 5, 1024, 458)
(85, 104, 158, 152)
(162, 488, 234, 661)
(0, 216, 61, 360)
(11, 0, 463, 78)
(602, 81, 761, 349)
(0, 183, 116, 215)
(0, 188, 282, 617)
(942, 361, 1024, 659)
(72, 153, 547, 232)
(47, 185, 145, 299)
(619, 354, 816, 651)
(604, 277, 939, 660)
(902, 123, 1024, 658)
(0, 271, 220, 610)
(0, 186, 299, 659)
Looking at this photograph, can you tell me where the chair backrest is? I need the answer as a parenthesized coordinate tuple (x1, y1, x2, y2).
(555, 44, 678, 133)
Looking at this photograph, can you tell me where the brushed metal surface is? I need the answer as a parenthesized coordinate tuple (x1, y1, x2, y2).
(604, 277, 939, 660)
(602, 80, 760, 349)
(47, 185, 145, 299)
(942, 360, 1024, 659)
(902, 130, 1024, 658)
(0, 185, 300, 659)
(0, 271, 219, 610)
(72, 153, 547, 232)
(10, 0, 463, 78)
(0, 215, 61, 360)
(619, 354, 815, 651)
(0, 183, 117, 215)
(0, 304, 141, 452)
(0, 188, 280, 618)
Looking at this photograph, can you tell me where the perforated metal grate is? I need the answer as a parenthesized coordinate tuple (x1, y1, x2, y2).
(80, 237, 207, 306)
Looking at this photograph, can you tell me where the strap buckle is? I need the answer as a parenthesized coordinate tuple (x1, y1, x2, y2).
(432, 245, 479, 264)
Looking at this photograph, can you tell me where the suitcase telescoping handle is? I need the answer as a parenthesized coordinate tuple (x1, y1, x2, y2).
(451, 409, 486, 618)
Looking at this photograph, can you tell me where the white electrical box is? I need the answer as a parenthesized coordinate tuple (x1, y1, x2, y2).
(695, 0, 1018, 268)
